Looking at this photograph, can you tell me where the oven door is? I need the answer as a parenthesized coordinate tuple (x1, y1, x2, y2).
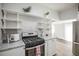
(25, 44, 45, 56)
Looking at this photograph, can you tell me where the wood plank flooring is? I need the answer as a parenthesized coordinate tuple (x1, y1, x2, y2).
(56, 39, 73, 56)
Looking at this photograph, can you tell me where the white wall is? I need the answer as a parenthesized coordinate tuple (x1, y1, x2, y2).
(20, 15, 40, 32)
(2, 3, 59, 33)
(54, 23, 65, 39)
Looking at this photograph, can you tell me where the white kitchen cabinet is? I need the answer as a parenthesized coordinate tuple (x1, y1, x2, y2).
(47, 39, 56, 56)
(0, 46, 25, 56)
(45, 39, 56, 56)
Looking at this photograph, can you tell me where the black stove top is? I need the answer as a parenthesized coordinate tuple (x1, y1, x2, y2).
(22, 36, 45, 48)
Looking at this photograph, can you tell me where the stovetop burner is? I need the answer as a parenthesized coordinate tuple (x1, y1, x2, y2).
(22, 36, 45, 48)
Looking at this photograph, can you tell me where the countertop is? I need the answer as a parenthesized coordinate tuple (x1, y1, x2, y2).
(0, 40, 25, 52)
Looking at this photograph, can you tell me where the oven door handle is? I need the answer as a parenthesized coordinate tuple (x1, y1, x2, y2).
(25, 43, 45, 50)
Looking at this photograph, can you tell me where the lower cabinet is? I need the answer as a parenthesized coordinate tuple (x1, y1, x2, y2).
(0, 39, 56, 56)
(45, 39, 56, 56)
(0, 46, 25, 56)
(45, 40, 48, 56)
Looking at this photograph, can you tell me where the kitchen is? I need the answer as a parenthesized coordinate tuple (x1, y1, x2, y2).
(0, 3, 78, 56)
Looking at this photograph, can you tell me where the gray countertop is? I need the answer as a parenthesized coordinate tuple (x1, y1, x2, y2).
(0, 40, 25, 52)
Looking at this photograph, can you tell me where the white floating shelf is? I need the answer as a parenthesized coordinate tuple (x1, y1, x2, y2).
(1, 17, 21, 22)
(5, 18, 21, 22)
(2, 8, 17, 15)
(2, 8, 50, 20)
(1, 27, 21, 29)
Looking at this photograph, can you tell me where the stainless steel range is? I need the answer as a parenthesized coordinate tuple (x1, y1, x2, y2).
(22, 32, 45, 56)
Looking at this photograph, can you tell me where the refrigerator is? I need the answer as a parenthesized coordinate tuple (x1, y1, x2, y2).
(73, 21, 79, 56)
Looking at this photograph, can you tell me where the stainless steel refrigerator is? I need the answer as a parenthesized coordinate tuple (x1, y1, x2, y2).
(73, 21, 79, 56)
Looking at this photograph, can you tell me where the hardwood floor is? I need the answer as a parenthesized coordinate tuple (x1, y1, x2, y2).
(56, 39, 73, 56)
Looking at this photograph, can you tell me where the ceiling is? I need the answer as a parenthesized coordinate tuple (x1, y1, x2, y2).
(2, 3, 77, 12)
(39, 3, 77, 12)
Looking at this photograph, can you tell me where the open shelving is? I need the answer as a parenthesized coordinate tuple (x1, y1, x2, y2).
(1, 8, 52, 43)
(1, 8, 52, 30)
(2, 8, 50, 20)
(1, 8, 21, 29)
(1, 8, 22, 43)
